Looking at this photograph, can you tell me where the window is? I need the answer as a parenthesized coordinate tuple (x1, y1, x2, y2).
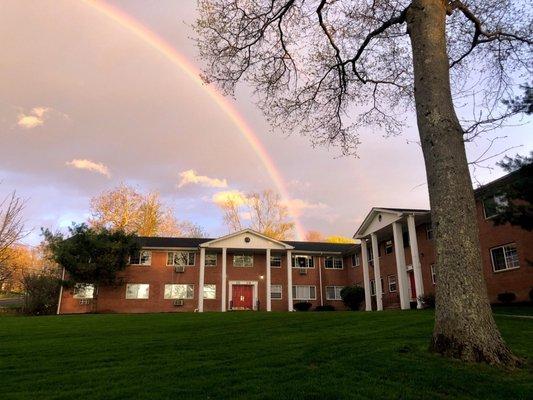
(491, 244, 519, 272)
(402, 231, 410, 248)
(126, 284, 150, 299)
(385, 240, 393, 255)
(205, 253, 217, 267)
(233, 254, 253, 267)
(203, 284, 216, 299)
(270, 255, 282, 267)
(370, 280, 376, 296)
(326, 286, 344, 300)
(426, 224, 434, 240)
(73, 283, 95, 299)
(351, 253, 360, 267)
(130, 250, 151, 266)
(388, 275, 397, 292)
(167, 251, 195, 266)
(292, 285, 316, 300)
(164, 284, 194, 299)
(324, 256, 343, 269)
(430, 264, 436, 284)
(483, 194, 508, 219)
(271, 285, 283, 300)
(367, 246, 373, 263)
(292, 255, 314, 268)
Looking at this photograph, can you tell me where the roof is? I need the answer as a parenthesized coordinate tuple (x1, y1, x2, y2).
(474, 169, 521, 198)
(136, 236, 355, 254)
(353, 207, 430, 238)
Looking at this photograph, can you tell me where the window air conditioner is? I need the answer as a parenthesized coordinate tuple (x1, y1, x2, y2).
(173, 299, 184, 306)
(299, 268, 307, 275)
(174, 266, 186, 273)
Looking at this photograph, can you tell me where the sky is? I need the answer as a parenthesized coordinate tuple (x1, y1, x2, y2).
(1, 0, 531, 244)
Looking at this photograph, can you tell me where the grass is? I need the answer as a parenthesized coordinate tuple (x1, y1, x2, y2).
(1, 311, 532, 400)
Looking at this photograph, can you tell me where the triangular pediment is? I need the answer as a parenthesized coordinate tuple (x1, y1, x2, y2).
(200, 229, 293, 250)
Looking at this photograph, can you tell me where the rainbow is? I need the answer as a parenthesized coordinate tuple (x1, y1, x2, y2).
(81, 0, 305, 240)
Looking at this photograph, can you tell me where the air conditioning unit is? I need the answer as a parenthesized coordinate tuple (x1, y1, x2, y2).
(174, 265, 186, 273)
(173, 299, 184, 306)
(299, 268, 308, 275)
(79, 299, 91, 305)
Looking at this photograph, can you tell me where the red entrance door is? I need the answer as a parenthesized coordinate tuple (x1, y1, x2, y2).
(408, 271, 416, 299)
(232, 285, 254, 310)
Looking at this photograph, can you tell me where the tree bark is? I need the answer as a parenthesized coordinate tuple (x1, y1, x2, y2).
(406, 0, 520, 366)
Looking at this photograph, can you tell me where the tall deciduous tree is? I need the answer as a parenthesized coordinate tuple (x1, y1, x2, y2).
(215, 189, 295, 239)
(196, 0, 531, 365)
(89, 184, 206, 238)
(0, 190, 27, 288)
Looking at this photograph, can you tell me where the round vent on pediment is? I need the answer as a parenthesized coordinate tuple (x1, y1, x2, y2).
(244, 236, 251, 243)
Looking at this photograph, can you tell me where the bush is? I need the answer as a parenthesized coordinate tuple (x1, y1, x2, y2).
(340, 285, 365, 311)
(418, 294, 435, 309)
(315, 305, 335, 311)
(22, 274, 61, 315)
(293, 302, 312, 311)
(497, 292, 516, 304)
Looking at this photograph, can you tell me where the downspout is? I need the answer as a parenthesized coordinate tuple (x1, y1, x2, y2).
(318, 254, 324, 306)
(56, 267, 65, 315)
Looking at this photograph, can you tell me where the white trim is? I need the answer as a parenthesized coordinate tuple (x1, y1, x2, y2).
(490, 243, 520, 273)
(221, 248, 227, 311)
(266, 248, 271, 311)
(56, 267, 65, 315)
(200, 228, 294, 249)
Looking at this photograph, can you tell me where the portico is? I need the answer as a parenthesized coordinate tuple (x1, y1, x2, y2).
(354, 208, 429, 310)
(198, 229, 294, 312)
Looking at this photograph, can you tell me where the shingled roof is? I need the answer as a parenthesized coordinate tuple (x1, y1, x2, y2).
(136, 236, 356, 254)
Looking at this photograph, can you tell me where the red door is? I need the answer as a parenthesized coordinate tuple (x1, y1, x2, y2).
(408, 271, 416, 299)
(232, 285, 254, 310)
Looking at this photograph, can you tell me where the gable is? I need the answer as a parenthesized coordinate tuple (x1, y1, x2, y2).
(200, 230, 292, 250)
(355, 209, 402, 238)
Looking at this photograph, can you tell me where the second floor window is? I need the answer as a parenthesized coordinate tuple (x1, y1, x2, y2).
(130, 251, 151, 266)
(205, 253, 217, 267)
(324, 256, 343, 269)
(483, 194, 508, 219)
(292, 255, 314, 268)
(351, 253, 360, 267)
(167, 251, 195, 266)
(270, 255, 282, 267)
(233, 254, 253, 267)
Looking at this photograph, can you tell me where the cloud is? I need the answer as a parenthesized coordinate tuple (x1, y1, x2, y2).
(17, 107, 52, 129)
(282, 198, 328, 217)
(178, 169, 228, 188)
(212, 190, 248, 206)
(66, 159, 111, 178)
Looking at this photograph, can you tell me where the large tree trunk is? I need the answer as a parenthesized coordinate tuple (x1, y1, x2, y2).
(406, 0, 520, 366)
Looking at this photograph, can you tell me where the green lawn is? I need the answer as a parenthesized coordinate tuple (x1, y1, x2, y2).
(1, 311, 532, 400)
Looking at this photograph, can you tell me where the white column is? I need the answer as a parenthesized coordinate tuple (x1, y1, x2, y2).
(407, 215, 424, 309)
(286, 250, 293, 311)
(361, 240, 372, 311)
(221, 247, 227, 312)
(370, 233, 383, 311)
(266, 249, 272, 311)
(392, 222, 410, 310)
(198, 247, 205, 312)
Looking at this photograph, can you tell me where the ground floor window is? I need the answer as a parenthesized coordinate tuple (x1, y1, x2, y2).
(388, 275, 397, 292)
(203, 284, 216, 299)
(370, 280, 376, 296)
(430, 264, 436, 284)
(271, 284, 282, 299)
(164, 284, 194, 299)
(73, 283, 95, 299)
(292, 285, 316, 300)
(490, 243, 519, 272)
(385, 240, 393, 255)
(126, 284, 150, 299)
(325, 286, 343, 300)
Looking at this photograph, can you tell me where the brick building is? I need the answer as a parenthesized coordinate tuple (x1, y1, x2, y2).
(58, 172, 532, 314)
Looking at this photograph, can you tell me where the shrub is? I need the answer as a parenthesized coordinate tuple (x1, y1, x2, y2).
(497, 292, 516, 304)
(293, 302, 312, 311)
(340, 285, 365, 311)
(315, 305, 335, 311)
(22, 273, 61, 315)
(418, 294, 435, 309)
